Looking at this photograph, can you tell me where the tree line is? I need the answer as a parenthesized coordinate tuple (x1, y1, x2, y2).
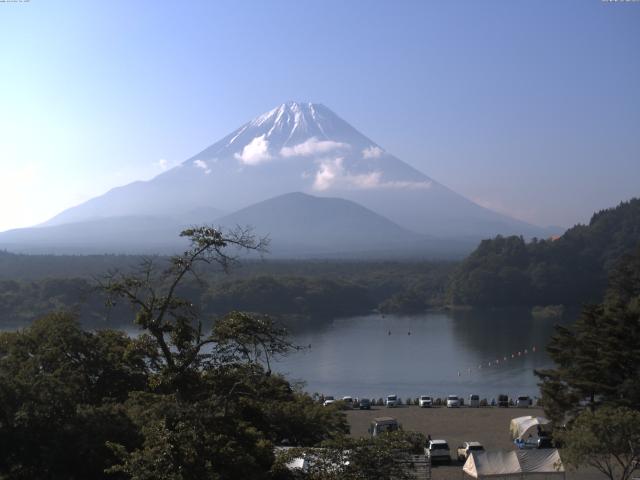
(0, 226, 428, 479)
(0, 261, 453, 329)
(536, 244, 640, 480)
(447, 198, 640, 307)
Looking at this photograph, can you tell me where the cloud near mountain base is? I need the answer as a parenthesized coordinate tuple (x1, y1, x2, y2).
(311, 157, 432, 191)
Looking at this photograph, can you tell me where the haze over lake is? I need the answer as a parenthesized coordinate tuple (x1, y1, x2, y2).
(274, 309, 574, 401)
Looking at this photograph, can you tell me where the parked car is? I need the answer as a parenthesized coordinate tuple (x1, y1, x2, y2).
(469, 394, 480, 408)
(426, 439, 451, 463)
(446, 395, 460, 408)
(359, 398, 371, 410)
(516, 396, 531, 408)
(342, 396, 354, 408)
(419, 395, 433, 408)
(497, 394, 509, 407)
(323, 396, 335, 407)
(386, 394, 398, 408)
(368, 417, 400, 437)
(457, 441, 484, 461)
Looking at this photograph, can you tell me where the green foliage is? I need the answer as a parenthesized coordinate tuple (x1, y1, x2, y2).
(274, 431, 425, 480)
(557, 407, 640, 480)
(0, 312, 148, 479)
(0, 227, 352, 479)
(213, 311, 294, 375)
(107, 392, 275, 480)
(204, 275, 373, 319)
(536, 246, 640, 424)
(448, 198, 640, 306)
(0, 260, 455, 330)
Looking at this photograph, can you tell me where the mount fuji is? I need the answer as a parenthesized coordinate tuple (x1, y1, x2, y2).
(0, 102, 550, 256)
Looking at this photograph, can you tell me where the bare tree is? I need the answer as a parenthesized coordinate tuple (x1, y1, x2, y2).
(99, 225, 269, 390)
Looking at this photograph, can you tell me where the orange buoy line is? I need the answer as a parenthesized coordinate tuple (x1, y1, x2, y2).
(460, 345, 539, 377)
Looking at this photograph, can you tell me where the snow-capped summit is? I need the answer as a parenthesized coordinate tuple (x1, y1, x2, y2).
(230, 101, 371, 146)
(192, 101, 383, 168)
(32, 101, 545, 247)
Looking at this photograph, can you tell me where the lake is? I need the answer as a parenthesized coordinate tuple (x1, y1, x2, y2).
(273, 309, 575, 402)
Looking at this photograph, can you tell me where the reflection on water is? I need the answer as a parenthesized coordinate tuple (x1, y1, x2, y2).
(274, 309, 576, 401)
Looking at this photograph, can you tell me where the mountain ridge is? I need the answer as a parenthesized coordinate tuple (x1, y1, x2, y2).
(4, 101, 554, 256)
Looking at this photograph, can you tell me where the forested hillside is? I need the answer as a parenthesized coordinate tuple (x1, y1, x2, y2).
(447, 198, 640, 306)
(0, 258, 453, 329)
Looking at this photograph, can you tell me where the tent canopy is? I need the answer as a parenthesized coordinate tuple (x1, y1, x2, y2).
(509, 416, 551, 440)
(463, 450, 564, 479)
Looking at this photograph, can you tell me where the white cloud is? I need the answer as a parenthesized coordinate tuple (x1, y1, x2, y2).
(311, 157, 432, 191)
(157, 159, 169, 171)
(313, 158, 343, 191)
(193, 159, 211, 174)
(362, 145, 384, 159)
(281, 137, 349, 158)
(234, 134, 272, 165)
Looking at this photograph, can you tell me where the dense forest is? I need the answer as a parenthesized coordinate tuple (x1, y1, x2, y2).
(0, 228, 426, 479)
(0, 255, 453, 329)
(1, 198, 639, 327)
(447, 198, 640, 307)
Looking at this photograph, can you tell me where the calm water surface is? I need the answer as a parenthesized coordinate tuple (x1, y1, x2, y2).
(273, 309, 574, 401)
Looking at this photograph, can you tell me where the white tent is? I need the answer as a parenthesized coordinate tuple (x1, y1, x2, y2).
(463, 450, 565, 479)
(509, 416, 551, 440)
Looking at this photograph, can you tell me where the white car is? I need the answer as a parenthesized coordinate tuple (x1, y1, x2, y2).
(426, 439, 451, 463)
(342, 396, 354, 408)
(469, 394, 480, 408)
(323, 396, 335, 407)
(386, 394, 398, 408)
(446, 395, 460, 408)
(419, 395, 433, 408)
(516, 396, 531, 408)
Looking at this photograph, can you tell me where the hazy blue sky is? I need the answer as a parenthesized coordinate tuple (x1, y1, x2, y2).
(1, 0, 639, 232)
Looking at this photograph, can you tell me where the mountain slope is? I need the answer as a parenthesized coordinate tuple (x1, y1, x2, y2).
(41, 102, 544, 241)
(0, 216, 190, 254)
(214, 192, 425, 256)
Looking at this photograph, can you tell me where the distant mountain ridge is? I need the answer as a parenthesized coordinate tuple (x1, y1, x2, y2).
(2, 101, 555, 256)
(215, 192, 424, 257)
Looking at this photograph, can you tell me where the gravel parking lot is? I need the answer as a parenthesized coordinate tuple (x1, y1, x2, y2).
(345, 405, 604, 479)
